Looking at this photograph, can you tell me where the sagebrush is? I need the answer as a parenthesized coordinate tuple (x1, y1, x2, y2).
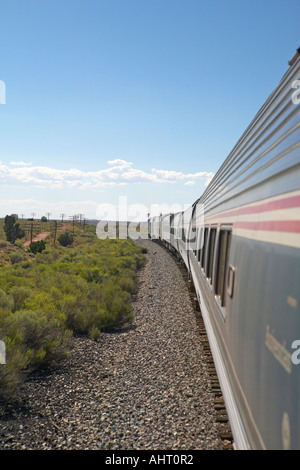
(0, 223, 145, 400)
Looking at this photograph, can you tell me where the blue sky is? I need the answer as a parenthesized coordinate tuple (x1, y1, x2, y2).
(0, 0, 299, 220)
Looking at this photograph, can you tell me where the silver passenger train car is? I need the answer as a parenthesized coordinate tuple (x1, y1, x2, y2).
(149, 48, 300, 450)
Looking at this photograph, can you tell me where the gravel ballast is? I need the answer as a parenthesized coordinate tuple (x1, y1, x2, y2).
(0, 239, 223, 450)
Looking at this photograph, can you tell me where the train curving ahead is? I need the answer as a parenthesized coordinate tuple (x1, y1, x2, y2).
(149, 48, 300, 450)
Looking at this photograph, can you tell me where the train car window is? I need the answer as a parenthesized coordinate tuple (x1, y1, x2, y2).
(227, 264, 235, 298)
(190, 225, 197, 254)
(215, 228, 232, 306)
(170, 214, 175, 236)
(193, 228, 198, 255)
(201, 227, 209, 269)
(207, 228, 217, 282)
(197, 227, 203, 262)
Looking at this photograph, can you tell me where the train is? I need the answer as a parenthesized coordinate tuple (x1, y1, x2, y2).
(148, 48, 300, 450)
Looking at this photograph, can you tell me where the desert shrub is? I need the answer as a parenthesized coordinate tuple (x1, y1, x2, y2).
(23, 291, 59, 314)
(117, 275, 136, 294)
(29, 240, 46, 254)
(7, 310, 71, 367)
(10, 286, 31, 312)
(100, 280, 133, 329)
(0, 308, 71, 400)
(21, 260, 31, 269)
(60, 295, 87, 333)
(90, 326, 101, 341)
(9, 252, 23, 265)
(0, 289, 13, 310)
(58, 232, 74, 247)
(0, 336, 28, 401)
(34, 249, 62, 265)
(53, 262, 72, 274)
(83, 267, 104, 284)
(0, 230, 147, 400)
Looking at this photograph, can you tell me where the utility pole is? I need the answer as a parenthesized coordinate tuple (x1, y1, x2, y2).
(70, 215, 76, 233)
(53, 220, 57, 245)
(46, 212, 51, 221)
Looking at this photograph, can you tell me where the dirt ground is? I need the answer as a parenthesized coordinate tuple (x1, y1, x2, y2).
(23, 232, 50, 247)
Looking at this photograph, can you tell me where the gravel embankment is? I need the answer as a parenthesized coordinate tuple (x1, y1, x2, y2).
(0, 239, 223, 450)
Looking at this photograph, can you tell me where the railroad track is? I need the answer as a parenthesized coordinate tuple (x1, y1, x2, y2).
(188, 286, 234, 450)
(159, 242, 234, 450)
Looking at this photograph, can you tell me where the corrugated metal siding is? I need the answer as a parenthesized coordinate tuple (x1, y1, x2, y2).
(200, 54, 300, 217)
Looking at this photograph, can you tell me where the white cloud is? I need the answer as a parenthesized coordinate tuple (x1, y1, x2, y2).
(10, 161, 33, 166)
(0, 159, 214, 190)
(107, 159, 133, 167)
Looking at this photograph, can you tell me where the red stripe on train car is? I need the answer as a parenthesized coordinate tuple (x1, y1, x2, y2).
(204, 194, 300, 222)
(234, 220, 300, 233)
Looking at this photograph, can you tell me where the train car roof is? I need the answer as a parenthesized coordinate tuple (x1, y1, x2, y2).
(197, 47, 300, 214)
